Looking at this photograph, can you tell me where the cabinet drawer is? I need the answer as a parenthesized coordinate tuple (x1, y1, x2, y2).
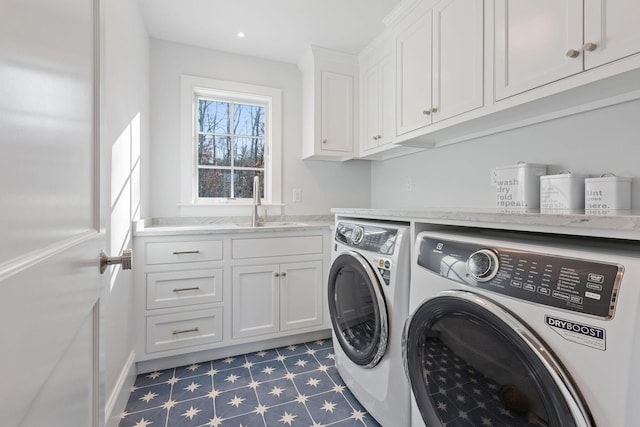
(146, 269, 223, 310)
(232, 235, 324, 259)
(146, 308, 223, 353)
(145, 240, 223, 265)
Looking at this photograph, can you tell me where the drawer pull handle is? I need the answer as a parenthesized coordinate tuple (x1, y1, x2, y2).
(172, 250, 200, 255)
(173, 286, 201, 292)
(172, 327, 199, 335)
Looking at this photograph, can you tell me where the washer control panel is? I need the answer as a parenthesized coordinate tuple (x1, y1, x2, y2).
(418, 236, 623, 319)
(335, 222, 398, 255)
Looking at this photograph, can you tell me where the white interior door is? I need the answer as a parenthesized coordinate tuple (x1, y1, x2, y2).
(0, 0, 104, 426)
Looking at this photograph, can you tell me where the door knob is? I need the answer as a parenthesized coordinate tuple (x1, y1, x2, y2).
(100, 249, 132, 274)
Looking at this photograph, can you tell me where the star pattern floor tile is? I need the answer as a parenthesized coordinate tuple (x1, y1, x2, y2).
(118, 340, 382, 427)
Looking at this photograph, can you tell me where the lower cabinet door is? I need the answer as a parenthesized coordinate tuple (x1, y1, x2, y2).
(146, 308, 223, 353)
(280, 261, 323, 331)
(232, 264, 279, 339)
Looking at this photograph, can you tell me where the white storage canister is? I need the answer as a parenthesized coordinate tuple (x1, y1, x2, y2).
(585, 175, 631, 211)
(540, 172, 588, 211)
(494, 162, 547, 210)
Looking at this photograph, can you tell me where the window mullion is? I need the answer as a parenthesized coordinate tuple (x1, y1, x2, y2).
(229, 103, 236, 199)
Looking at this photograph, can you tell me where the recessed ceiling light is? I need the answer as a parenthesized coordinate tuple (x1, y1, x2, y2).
(237, 32, 245, 39)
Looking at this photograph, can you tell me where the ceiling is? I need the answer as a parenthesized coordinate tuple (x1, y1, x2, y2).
(137, 0, 403, 64)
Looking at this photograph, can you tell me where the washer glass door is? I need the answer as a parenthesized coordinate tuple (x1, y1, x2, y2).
(328, 251, 388, 368)
(404, 291, 592, 427)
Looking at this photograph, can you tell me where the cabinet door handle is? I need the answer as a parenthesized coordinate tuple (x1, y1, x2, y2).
(322, 139, 327, 144)
(566, 49, 580, 58)
(281, 272, 287, 277)
(372, 136, 377, 140)
(172, 327, 199, 335)
(422, 109, 431, 115)
(173, 286, 200, 292)
(274, 272, 280, 277)
(430, 107, 438, 114)
(172, 250, 200, 255)
(583, 42, 597, 52)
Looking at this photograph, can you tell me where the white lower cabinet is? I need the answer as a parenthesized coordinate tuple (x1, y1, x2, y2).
(232, 261, 323, 339)
(134, 230, 329, 366)
(146, 308, 224, 353)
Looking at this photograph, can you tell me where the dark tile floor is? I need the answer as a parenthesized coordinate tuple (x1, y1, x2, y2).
(118, 339, 382, 427)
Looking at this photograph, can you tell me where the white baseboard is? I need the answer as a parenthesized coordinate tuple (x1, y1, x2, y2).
(105, 351, 136, 427)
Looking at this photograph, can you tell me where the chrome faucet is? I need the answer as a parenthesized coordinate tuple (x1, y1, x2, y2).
(251, 175, 262, 227)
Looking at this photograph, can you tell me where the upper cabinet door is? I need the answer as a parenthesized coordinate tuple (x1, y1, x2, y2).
(321, 71, 354, 153)
(396, 10, 433, 135)
(494, 0, 583, 100)
(379, 55, 396, 145)
(362, 64, 381, 152)
(432, 0, 484, 122)
(584, 0, 640, 70)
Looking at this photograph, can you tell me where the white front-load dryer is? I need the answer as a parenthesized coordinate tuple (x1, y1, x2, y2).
(404, 229, 640, 427)
(328, 219, 411, 427)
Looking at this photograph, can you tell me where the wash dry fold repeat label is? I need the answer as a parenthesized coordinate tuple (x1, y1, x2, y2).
(545, 315, 606, 351)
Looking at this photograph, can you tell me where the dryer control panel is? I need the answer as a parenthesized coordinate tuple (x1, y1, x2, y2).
(335, 222, 398, 255)
(418, 236, 623, 319)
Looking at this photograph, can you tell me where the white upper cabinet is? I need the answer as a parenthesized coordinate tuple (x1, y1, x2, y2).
(299, 46, 358, 161)
(495, 1, 584, 100)
(395, 0, 484, 136)
(432, 0, 484, 122)
(360, 34, 395, 153)
(495, 0, 640, 100)
(583, 1, 640, 70)
(396, 11, 433, 135)
(321, 71, 353, 153)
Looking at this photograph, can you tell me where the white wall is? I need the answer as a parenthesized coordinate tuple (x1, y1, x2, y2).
(148, 39, 371, 218)
(103, 0, 149, 423)
(371, 99, 640, 209)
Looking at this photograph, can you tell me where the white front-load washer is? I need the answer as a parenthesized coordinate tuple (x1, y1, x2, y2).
(328, 219, 411, 427)
(404, 228, 640, 427)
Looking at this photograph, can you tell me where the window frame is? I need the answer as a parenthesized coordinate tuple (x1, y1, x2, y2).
(180, 75, 282, 211)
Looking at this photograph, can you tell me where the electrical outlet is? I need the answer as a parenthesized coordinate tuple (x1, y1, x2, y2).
(293, 188, 301, 203)
(405, 177, 413, 192)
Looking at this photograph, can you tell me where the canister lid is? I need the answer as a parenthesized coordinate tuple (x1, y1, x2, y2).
(495, 162, 547, 170)
(540, 172, 588, 180)
(585, 174, 631, 183)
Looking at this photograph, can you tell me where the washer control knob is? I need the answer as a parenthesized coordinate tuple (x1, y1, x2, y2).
(350, 225, 365, 245)
(467, 249, 499, 282)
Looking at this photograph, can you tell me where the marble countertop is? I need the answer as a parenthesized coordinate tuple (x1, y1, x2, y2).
(331, 208, 640, 240)
(134, 215, 333, 237)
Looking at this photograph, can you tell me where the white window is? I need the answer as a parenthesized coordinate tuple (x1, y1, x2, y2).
(180, 75, 282, 214)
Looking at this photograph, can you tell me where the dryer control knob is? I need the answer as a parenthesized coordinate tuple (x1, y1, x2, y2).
(467, 249, 499, 282)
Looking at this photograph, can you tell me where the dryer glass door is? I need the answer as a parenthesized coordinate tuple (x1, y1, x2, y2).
(404, 291, 593, 427)
(328, 251, 388, 368)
